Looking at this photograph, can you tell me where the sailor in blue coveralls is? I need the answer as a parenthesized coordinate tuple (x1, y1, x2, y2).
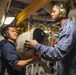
(25, 2, 76, 75)
(0, 25, 40, 75)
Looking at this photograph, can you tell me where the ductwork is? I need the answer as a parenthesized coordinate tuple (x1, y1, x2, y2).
(0, 0, 12, 28)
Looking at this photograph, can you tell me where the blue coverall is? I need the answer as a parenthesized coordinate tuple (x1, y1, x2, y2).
(0, 40, 25, 75)
(34, 19, 76, 75)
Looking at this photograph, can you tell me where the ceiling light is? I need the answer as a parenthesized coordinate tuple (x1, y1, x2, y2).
(4, 17, 15, 24)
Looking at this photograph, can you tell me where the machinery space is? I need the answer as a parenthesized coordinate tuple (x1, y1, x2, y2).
(0, 0, 76, 75)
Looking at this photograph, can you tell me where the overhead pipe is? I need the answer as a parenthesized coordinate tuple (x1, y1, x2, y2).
(16, 0, 52, 25)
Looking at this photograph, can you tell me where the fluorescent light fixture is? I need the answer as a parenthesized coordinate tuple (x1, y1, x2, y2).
(4, 17, 15, 24)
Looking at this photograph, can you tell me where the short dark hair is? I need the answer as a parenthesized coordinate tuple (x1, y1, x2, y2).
(55, 2, 70, 17)
(1, 25, 14, 37)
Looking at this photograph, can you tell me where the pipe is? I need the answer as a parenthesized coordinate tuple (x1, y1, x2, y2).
(16, 0, 52, 25)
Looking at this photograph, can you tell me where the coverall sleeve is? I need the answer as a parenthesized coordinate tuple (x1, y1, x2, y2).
(34, 27, 76, 61)
(2, 44, 19, 70)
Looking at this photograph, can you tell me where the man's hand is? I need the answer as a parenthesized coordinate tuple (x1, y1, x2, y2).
(25, 40, 38, 49)
(32, 53, 41, 61)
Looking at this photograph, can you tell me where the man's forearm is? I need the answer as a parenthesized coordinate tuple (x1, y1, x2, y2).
(16, 58, 34, 69)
